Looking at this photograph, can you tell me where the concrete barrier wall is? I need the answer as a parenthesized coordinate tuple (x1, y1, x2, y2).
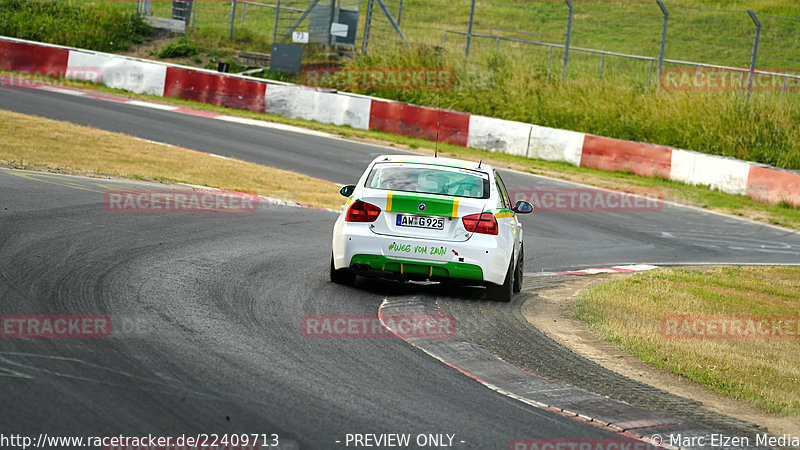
(2, 35, 798, 207)
(747, 165, 800, 206)
(264, 85, 371, 130)
(670, 149, 751, 195)
(67, 50, 167, 96)
(164, 66, 267, 112)
(0, 39, 68, 76)
(528, 125, 585, 167)
(581, 136, 672, 179)
(369, 100, 470, 147)
(467, 116, 532, 157)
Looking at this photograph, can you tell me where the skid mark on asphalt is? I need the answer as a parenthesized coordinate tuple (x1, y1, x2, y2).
(0, 352, 225, 400)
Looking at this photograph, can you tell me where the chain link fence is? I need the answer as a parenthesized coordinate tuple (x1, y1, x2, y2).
(132, 0, 800, 93)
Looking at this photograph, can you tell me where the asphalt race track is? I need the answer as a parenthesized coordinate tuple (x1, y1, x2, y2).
(2, 87, 800, 449)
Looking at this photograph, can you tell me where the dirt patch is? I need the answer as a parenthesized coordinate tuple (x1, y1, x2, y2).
(521, 274, 800, 437)
(119, 29, 213, 68)
(119, 29, 174, 60)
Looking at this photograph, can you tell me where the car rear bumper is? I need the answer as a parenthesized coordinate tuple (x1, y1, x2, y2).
(350, 254, 484, 282)
(332, 222, 511, 285)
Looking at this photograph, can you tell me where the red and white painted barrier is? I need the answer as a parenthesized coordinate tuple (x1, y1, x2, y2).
(369, 99, 470, 147)
(467, 116, 533, 157)
(528, 124, 585, 166)
(0, 38, 68, 76)
(67, 50, 167, 96)
(264, 84, 371, 130)
(164, 66, 267, 112)
(747, 165, 800, 206)
(670, 149, 750, 195)
(581, 135, 673, 179)
(2, 35, 798, 207)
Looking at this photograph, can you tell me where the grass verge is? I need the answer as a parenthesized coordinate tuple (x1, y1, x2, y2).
(576, 266, 800, 418)
(0, 110, 343, 210)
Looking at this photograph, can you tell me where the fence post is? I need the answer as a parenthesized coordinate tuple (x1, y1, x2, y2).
(782, 75, 788, 98)
(273, 0, 281, 43)
(362, 0, 374, 54)
(229, 0, 237, 40)
(746, 10, 761, 99)
(136, 0, 141, 14)
(656, 0, 668, 85)
(599, 53, 604, 80)
(327, 0, 336, 49)
(562, 0, 573, 81)
(374, 0, 408, 45)
(191, 0, 198, 28)
(465, 0, 476, 58)
(397, 0, 404, 26)
(242, 3, 247, 26)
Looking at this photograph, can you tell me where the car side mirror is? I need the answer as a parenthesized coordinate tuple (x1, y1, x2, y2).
(340, 185, 356, 197)
(512, 200, 534, 214)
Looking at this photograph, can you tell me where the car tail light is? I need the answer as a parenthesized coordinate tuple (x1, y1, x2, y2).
(346, 200, 382, 222)
(462, 212, 498, 235)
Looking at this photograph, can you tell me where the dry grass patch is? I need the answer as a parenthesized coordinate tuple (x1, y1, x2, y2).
(0, 110, 343, 210)
(576, 266, 800, 418)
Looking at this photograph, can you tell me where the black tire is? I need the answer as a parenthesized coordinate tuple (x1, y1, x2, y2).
(513, 245, 524, 293)
(330, 251, 355, 285)
(486, 256, 514, 303)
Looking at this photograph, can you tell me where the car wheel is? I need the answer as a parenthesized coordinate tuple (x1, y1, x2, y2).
(486, 256, 514, 303)
(330, 251, 355, 285)
(513, 245, 524, 293)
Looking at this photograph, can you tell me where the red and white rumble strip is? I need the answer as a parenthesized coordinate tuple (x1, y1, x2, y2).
(527, 264, 660, 277)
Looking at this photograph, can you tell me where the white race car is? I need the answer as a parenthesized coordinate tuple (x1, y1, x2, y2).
(330, 155, 533, 302)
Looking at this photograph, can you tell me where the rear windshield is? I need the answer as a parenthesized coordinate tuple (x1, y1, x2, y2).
(365, 163, 490, 199)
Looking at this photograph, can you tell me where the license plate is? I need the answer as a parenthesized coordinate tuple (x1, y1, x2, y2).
(396, 214, 445, 230)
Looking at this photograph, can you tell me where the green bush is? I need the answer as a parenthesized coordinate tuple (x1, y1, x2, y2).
(0, 0, 151, 53)
(156, 38, 200, 59)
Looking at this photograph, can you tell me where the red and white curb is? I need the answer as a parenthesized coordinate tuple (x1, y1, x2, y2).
(378, 296, 693, 449)
(526, 264, 659, 277)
